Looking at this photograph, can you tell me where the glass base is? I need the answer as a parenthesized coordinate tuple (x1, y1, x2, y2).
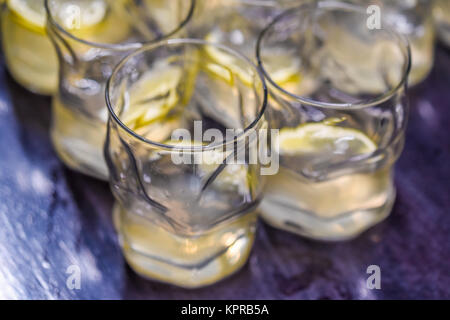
(113, 204, 257, 289)
(260, 189, 396, 242)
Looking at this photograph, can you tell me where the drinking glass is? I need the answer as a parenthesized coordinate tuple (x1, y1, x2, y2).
(46, 0, 195, 180)
(105, 39, 268, 287)
(354, 0, 435, 85)
(1, 0, 57, 95)
(191, 0, 298, 64)
(256, 1, 411, 241)
(434, 0, 450, 46)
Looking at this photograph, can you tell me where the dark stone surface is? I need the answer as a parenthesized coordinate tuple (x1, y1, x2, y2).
(0, 46, 448, 300)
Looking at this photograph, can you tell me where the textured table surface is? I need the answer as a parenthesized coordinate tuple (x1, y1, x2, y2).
(0, 46, 448, 300)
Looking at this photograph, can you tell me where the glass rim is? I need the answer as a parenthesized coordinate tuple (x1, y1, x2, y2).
(44, 0, 196, 51)
(238, 0, 298, 7)
(106, 38, 268, 151)
(238, 0, 278, 7)
(256, 0, 412, 110)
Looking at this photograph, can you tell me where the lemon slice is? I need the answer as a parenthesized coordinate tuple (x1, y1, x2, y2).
(122, 64, 183, 129)
(122, 92, 178, 130)
(8, 0, 46, 31)
(260, 49, 302, 85)
(203, 62, 235, 85)
(56, 0, 107, 30)
(204, 31, 253, 86)
(276, 122, 377, 156)
(7, 0, 107, 32)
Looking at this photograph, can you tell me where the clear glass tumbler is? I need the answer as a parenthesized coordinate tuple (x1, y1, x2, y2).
(105, 39, 268, 287)
(1, 0, 57, 95)
(256, 1, 411, 241)
(434, 0, 450, 46)
(191, 0, 298, 64)
(355, 0, 435, 85)
(45, 0, 195, 180)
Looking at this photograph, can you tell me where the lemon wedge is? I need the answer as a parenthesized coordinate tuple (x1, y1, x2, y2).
(276, 122, 377, 156)
(122, 64, 183, 130)
(203, 62, 236, 85)
(260, 49, 302, 85)
(204, 31, 254, 86)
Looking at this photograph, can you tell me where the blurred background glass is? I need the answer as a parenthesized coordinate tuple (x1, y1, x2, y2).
(434, 0, 450, 47)
(352, 0, 434, 86)
(1, 0, 57, 94)
(257, 1, 411, 240)
(46, 0, 195, 180)
(190, 0, 301, 61)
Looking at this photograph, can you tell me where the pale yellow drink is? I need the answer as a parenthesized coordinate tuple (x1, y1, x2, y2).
(1, 0, 57, 94)
(261, 168, 394, 240)
(114, 205, 257, 288)
(1, 0, 114, 94)
(259, 122, 396, 241)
